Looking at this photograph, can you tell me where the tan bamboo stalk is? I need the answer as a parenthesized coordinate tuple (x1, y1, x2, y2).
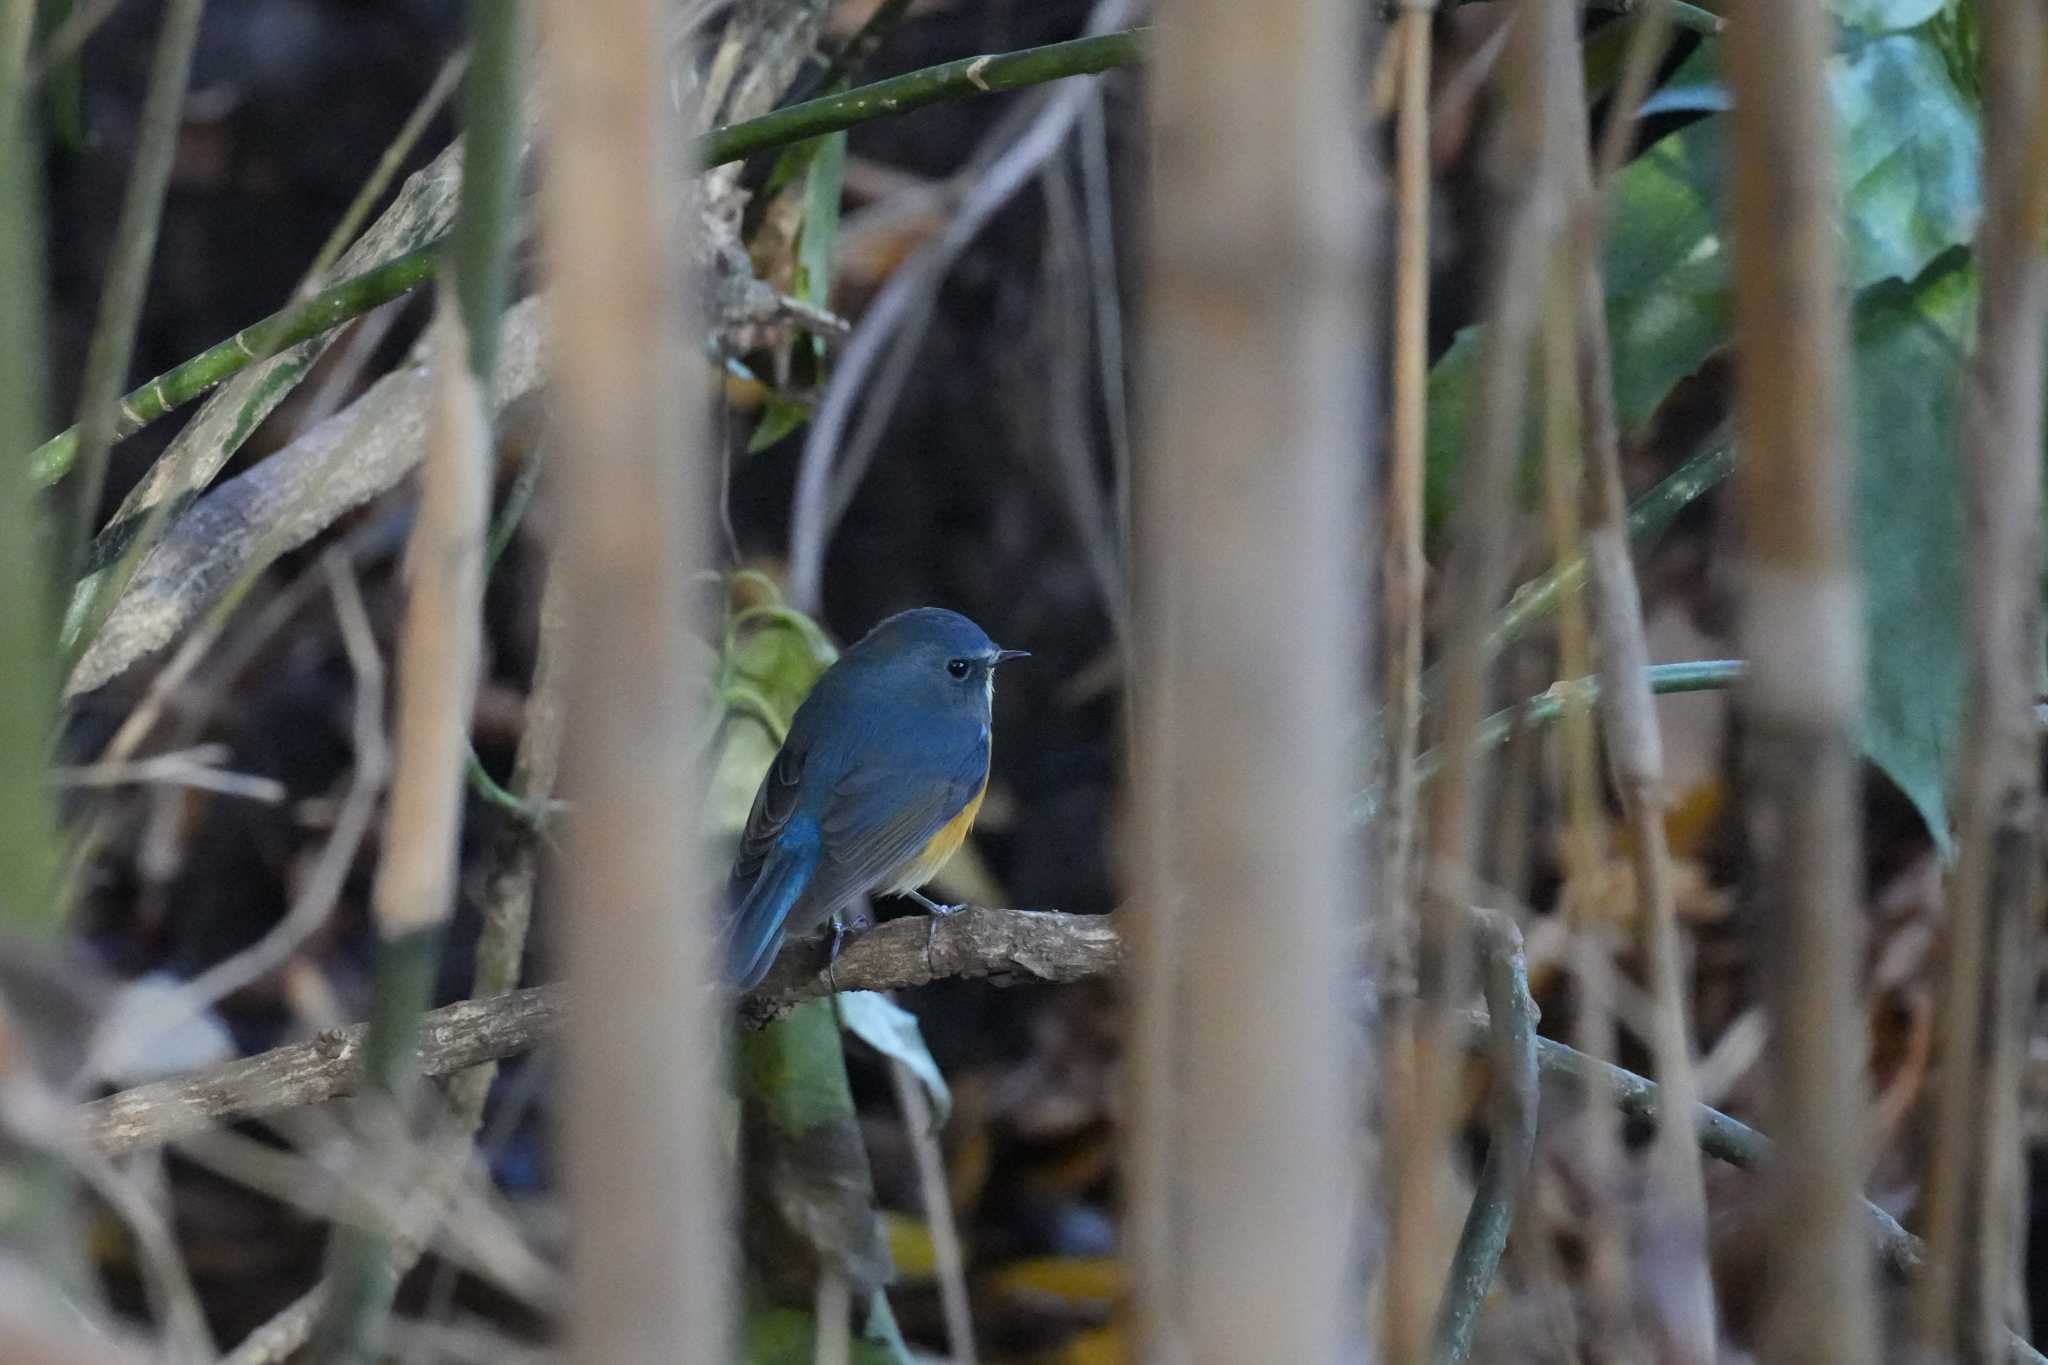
(1723, 1, 1878, 1360)
(1381, 0, 1434, 963)
(1913, 0, 2048, 1356)
(1124, 0, 1372, 1362)
(540, 1, 728, 1363)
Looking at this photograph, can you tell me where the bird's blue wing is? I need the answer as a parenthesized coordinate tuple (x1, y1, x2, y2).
(808, 727, 989, 907)
(723, 689, 987, 989)
(723, 737, 816, 988)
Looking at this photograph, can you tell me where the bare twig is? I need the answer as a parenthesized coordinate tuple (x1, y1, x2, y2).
(49, 745, 286, 803)
(786, 0, 1136, 614)
(1076, 92, 1134, 589)
(1433, 908, 1539, 1365)
(68, 1149, 214, 1364)
(889, 1054, 977, 1365)
(1724, 0, 1878, 1357)
(813, 1269, 851, 1365)
(59, 0, 206, 595)
(1914, 0, 2048, 1356)
(1590, 1, 1677, 188)
(1039, 160, 1129, 640)
(63, 119, 476, 668)
(302, 48, 472, 294)
(81, 557, 387, 1087)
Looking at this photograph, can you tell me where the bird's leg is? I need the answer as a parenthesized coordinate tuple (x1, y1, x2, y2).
(903, 890, 966, 972)
(826, 914, 848, 994)
(904, 888, 964, 917)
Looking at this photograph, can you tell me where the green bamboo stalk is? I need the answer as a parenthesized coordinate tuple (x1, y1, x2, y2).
(0, 2, 59, 932)
(28, 243, 441, 488)
(0, 0, 94, 1301)
(60, 0, 206, 584)
(28, 27, 1153, 493)
(697, 27, 1146, 167)
(450, 7, 526, 384)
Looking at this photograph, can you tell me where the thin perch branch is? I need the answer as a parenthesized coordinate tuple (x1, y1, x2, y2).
(83, 899, 2048, 1365)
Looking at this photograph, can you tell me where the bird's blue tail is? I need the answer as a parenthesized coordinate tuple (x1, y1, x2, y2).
(723, 839, 819, 991)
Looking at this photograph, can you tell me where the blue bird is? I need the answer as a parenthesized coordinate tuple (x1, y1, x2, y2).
(722, 608, 1028, 990)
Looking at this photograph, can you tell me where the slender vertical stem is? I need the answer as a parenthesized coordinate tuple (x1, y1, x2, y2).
(0, 0, 59, 934)
(1542, 218, 1633, 1356)
(59, 0, 206, 591)
(1565, 5, 1717, 1357)
(1723, 3, 1878, 1361)
(313, 8, 521, 1357)
(302, 48, 470, 293)
(1381, 1, 1433, 969)
(889, 1057, 977, 1365)
(451, 4, 527, 386)
(1127, 0, 1372, 1362)
(542, 0, 728, 1360)
(1914, 0, 2048, 1356)
(1389, 2, 1561, 1355)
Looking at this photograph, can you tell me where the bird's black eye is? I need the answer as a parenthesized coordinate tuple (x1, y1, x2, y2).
(947, 657, 971, 679)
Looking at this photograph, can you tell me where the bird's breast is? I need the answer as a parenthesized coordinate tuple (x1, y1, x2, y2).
(886, 779, 988, 894)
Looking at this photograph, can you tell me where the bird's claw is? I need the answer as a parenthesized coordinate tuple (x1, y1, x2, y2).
(906, 889, 964, 917)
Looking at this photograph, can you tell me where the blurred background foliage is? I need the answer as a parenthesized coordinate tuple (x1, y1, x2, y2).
(7, 0, 2045, 1360)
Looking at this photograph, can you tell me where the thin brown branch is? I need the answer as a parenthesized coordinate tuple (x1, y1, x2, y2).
(1380, 1, 1433, 973)
(1390, 1, 1565, 1353)
(1563, 5, 1716, 1357)
(1915, 0, 2048, 1355)
(84, 983, 569, 1157)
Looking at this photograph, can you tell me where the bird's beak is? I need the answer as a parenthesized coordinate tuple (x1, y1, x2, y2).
(994, 648, 1031, 665)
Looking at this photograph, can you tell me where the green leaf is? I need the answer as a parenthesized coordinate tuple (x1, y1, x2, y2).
(799, 131, 847, 314)
(838, 991, 951, 1125)
(748, 392, 814, 455)
(1850, 249, 1974, 850)
(1425, 31, 1979, 536)
(1830, 33, 1981, 291)
(705, 607, 837, 837)
(735, 1000, 899, 1323)
(738, 997, 865, 1135)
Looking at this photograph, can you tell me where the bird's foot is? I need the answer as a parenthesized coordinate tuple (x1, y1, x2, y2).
(826, 915, 849, 994)
(905, 889, 965, 917)
(823, 910, 874, 994)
